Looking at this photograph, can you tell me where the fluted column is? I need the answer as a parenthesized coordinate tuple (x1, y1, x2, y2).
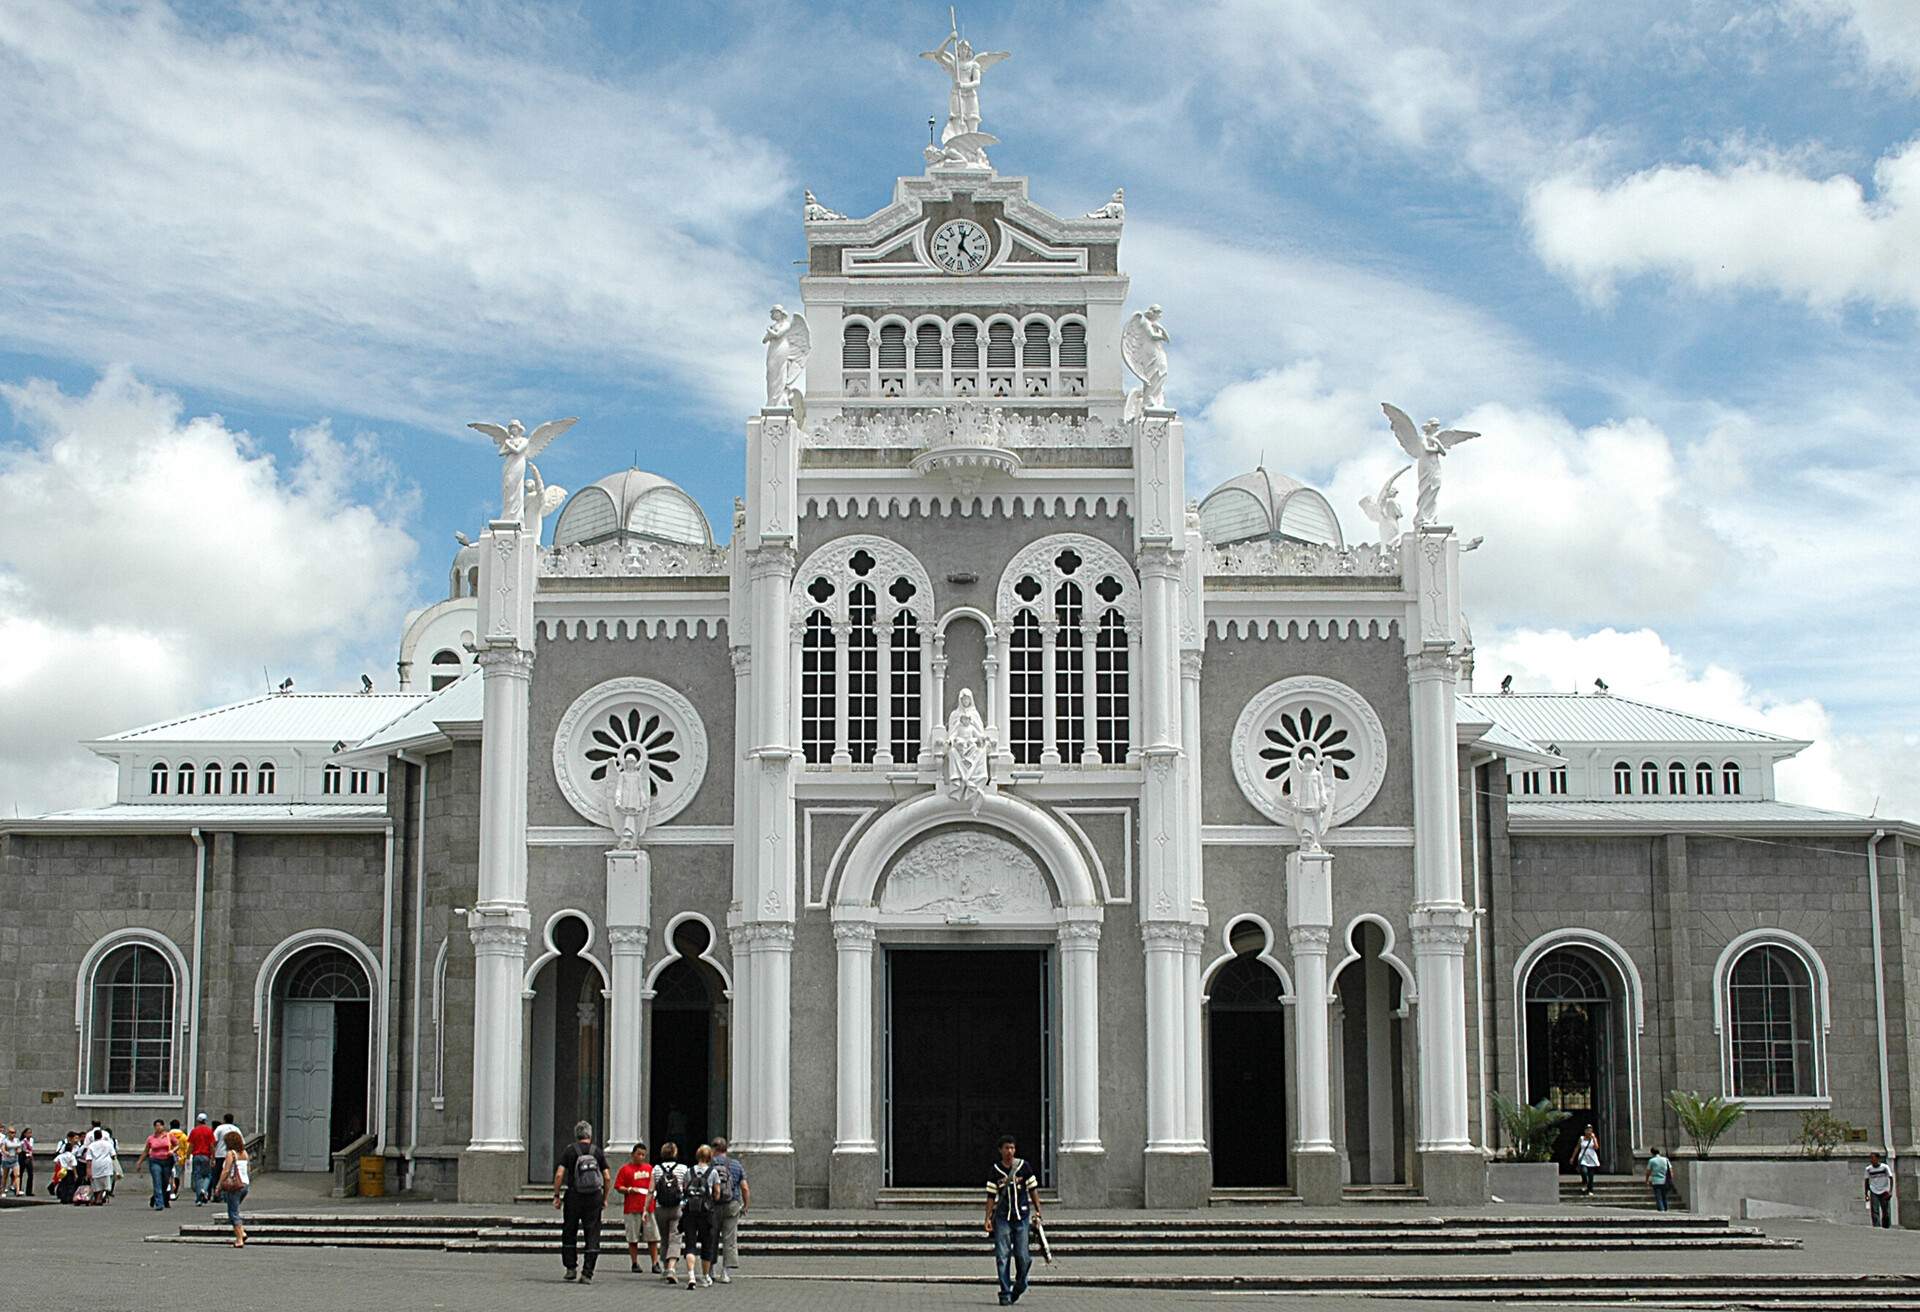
(1142, 922, 1187, 1149)
(1057, 917, 1103, 1151)
(468, 917, 530, 1152)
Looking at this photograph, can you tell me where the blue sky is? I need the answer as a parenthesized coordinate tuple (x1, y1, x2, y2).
(1, 0, 1916, 816)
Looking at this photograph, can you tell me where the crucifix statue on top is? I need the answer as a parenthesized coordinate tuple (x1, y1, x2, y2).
(921, 9, 1009, 169)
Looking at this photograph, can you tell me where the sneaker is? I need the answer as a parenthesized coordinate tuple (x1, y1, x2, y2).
(651, 1262, 662, 1274)
(581, 1273, 594, 1285)
(631, 1261, 641, 1273)
(700, 1275, 713, 1288)
(564, 1270, 578, 1282)
(718, 1271, 731, 1284)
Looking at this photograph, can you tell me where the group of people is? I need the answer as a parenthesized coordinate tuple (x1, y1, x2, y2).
(551, 1123, 751, 1288)
(34, 1113, 253, 1245)
(0, 1125, 34, 1197)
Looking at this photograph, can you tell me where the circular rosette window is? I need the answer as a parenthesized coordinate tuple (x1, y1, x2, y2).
(553, 677, 707, 829)
(1230, 676, 1387, 829)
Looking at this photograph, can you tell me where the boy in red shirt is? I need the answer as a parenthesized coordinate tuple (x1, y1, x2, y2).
(186, 1114, 217, 1205)
(613, 1142, 659, 1274)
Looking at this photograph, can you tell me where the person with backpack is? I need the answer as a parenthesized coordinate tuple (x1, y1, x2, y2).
(551, 1120, 610, 1284)
(651, 1142, 687, 1282)
(710, 1137, 749, 1284)
(678, 1144, 724, 1289)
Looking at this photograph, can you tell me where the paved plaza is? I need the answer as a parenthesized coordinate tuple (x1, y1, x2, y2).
(6, 1174, 1920, 1312)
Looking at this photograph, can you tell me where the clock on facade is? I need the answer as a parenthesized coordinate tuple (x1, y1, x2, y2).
(929, 219, 991, 274)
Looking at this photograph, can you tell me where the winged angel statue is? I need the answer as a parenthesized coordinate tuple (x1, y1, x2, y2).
(1121, 305, 1170, 423)
(1358, 464, 1412, 548)
(921, 13, 1009, 169)
(764, 305, 811, 425)
(1381, 403, 1478, 528)
(468, 417, 577, 526)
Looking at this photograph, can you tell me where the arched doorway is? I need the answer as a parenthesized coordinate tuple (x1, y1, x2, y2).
(1207, 922, 1288, 1186)
(648, 919, 729, 1162)
(275, 947, 372, 1172)
(1332, 921, 1408, 1185)
(527, 915, 606, 1183)
(1525, 947, 1626, 1172)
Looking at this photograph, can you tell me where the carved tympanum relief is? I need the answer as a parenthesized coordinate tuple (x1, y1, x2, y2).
(878, 830, 1052, 921)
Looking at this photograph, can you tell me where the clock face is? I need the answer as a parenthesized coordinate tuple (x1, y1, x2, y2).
(929, 219, 991, 274)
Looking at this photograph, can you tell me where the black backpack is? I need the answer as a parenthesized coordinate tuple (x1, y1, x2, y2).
(683, 1164, 713, 1215)
(654, 1164, 683, 1208)
(571, 1148, 604, 1195)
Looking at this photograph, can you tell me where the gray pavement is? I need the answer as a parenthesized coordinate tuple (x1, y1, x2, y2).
(3, 1173, 1919, 1312)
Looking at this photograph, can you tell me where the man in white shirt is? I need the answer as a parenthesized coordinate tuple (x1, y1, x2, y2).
(83, 1130, 116, 1202)
(1866, 1152, 1895, 1228)
(211, 1115, 240, 1199)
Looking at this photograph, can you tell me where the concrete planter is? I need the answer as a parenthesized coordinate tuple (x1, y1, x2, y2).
(1681, 1158, 1872, 1224)
(1488, 1161, 1560, 1204)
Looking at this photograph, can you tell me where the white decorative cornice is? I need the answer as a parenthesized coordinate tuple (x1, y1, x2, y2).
(1205, 539, 1399, 579)
(540, 540, 730, 579)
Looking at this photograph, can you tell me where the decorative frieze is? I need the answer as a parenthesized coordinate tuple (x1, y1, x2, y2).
(1204, 539, 1400, 579)
(805, 408, 1129, 450)
(539, 540, 731, 579)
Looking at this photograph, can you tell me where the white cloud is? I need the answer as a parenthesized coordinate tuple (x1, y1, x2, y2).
(0, 2, 791, 427)
(1474, 626, 1911, 817)
(1526, 138, 1920, 311)
(1791, 0, 1920, 91)
(0, 369, 417, 815)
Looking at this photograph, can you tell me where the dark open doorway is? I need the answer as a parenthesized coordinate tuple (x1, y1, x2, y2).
(1525, 948, 1622, 1172)
(649, 919, 727, 1163)
(1208, 952, 1288, 1186)
(888, 948, 1048, 1187)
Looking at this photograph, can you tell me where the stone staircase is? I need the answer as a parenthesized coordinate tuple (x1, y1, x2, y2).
(155, 1210, 1788, 1256)
(1561, 1172, 1685, 1211)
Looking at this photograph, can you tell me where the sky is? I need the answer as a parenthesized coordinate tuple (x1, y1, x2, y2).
(1, 0, 1916, 819)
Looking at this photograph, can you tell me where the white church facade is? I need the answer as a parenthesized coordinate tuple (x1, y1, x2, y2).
(5, 31, 1917, 1215)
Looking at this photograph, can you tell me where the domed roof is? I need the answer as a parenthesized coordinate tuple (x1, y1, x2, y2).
(552, 469, 713, 549)
(1198, 465, 1344, 549)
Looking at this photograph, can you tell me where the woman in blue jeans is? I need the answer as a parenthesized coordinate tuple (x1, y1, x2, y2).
(137, 1121, 175, 1210)
(217, 1131, 250, 1246)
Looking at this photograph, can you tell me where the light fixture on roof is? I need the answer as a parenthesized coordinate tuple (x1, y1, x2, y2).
(332, 740, 347, 754)
(277, 677, 294, 694)
(360, 674, 374, 694)
(1499, 675, 1513, 695)
(1593, 677, 1609, 695)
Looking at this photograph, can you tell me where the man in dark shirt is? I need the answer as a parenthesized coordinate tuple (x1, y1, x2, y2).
(553, 1120, 610, 1283)
(983, 1135, 1042, 1306)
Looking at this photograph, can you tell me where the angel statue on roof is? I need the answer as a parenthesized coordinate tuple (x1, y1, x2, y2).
(922, 10, 1009, 168)
(1285, 743, 1337, 854)
(1358, 464, 1412, 549)
(468, 417, 578, 525)
(763, 305, 812, 425)
(1382, 402, 1480, 528)
(1121, 305, 1170, 423)
(523, 463, 568, 543)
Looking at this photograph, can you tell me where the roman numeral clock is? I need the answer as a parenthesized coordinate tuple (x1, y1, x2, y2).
(929, 218, 990, 274)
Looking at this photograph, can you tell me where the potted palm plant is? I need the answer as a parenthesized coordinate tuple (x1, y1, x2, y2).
(1487, 1091, 1569, 1204)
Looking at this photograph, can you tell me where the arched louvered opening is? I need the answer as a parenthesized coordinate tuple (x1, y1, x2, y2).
(1009, 608, 1043, 765)
(1021, 321, 1053, 396)
(842, 322, 872, 397)
(802, 608, 836, 765)
(951, 321, 980, 396)
(986, 321, 1016, 397)
(1058, 320, 1087, 396)
(877, 322, 908, 397)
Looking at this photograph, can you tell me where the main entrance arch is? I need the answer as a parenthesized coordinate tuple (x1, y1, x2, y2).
(827, 790, 1103, 1206)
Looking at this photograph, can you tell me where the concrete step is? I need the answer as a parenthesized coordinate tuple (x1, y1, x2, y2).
(874, 1187, 1059, 1209)
(1208, 1187, 1301, 1207)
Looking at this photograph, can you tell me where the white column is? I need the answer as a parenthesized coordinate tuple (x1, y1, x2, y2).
(1125, 631, 1143, 760)
(1079, 626, 1100, 763)
(831, 622, 852, 766)
(922, 625, 939, 760)
(468, 644, 534, 1155)
(1287, 848, 1340, 1202)
(1143, 923, 1187, 1149)
(991, 628, 1013, 762)
(605, 922, 648, 1153)
(1180, 924, 1207, 1147)
(1408, 647, 1473, 1153)
(832, 918, 878, 1151)
(874, 624, 895, 767)
(982, 650, 1002, 755)
(1039, 621, 1061, 764)
(725, 922, 754, 1147)
(1057, 916, 1103, 1151)
(929, 633, 948, 753)
(745, 921, 795, 1151)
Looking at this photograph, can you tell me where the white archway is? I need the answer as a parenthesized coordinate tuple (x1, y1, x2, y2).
(522, 907, 612, 998)
(1331, 913, 1417, 1015)
(832, 789, 1102, 912)
(251, 928, 381, 1159)
(74, 927, 192, 1101)
(644, 911, 734, 998)
(1710, 928, 1832, 1102)
(1200, 913, 1295, 1002)
(1513, 927, 1647, 1155)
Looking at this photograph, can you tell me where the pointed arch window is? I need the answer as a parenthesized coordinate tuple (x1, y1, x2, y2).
(877, 322, 907, 396)
(999, 537, 1137, 767)
(794, 540, 933, 767)
(1054, 579, 1086, 761)
(150, 762, 169, 796)
(1613, 761, 1632, 795)
(1723, 761, 1742, 795)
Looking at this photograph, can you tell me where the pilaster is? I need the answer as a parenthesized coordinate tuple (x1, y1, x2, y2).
(604, 849, 651, 1155)
(830, 916, 881, 1208)
(1056, 912, 1106, 1206)
(1288, 849, 1341, 1204)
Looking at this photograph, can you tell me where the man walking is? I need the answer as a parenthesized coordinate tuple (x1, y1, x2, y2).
(1645, 1145, 1674, 1213)
(613, 1142, 659, 1274)
(187, 1114, 216, 1204)
(711, 1137, 749, 1283)
(984, 1134, 1042, 1306)
(553, 1121, 610, 1284)
(1866, 1151, 1895, 1229)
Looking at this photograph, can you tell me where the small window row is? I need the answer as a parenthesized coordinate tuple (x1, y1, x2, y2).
(321, 763, 387, 797)
(842, 314, 1089, 399)
(1507, 767, 1569, 796)
(148, 761, 275, 797)
(1612, 759, 1742, 797)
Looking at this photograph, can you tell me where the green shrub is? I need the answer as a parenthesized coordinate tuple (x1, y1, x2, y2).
(1793, 1109, 1853, 1159)
(1490, 1090, 1570, 1162)
(1666, 1090, 1747, 1158)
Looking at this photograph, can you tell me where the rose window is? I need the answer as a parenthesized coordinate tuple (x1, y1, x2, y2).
(584, 709, 680, 795)
(1232, 676, 1387, 830)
